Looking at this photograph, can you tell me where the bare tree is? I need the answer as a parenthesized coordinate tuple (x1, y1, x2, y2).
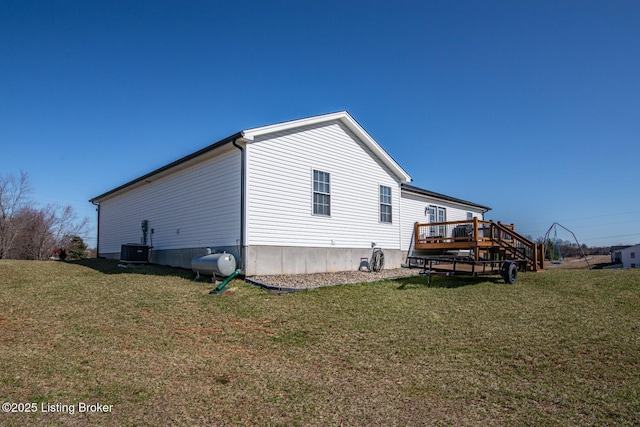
(52, 204, 91, 249)
(11, 204, 91, 260)
(11, 206, 53, 260)
(1, 171, 91, 260)
(0, 171, 31, 259)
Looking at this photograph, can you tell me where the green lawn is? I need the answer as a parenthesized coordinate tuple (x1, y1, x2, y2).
(1, 259, 639, 426)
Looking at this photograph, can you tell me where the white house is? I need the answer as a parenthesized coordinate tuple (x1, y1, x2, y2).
(90, 111, 490, 276)
(619, 244, 640, 269)
(610, 245, 629, 264)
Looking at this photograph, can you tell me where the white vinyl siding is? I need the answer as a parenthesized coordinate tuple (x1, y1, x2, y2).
(246, 120, 401, 249)
(97, 147, 240, 254)
(621, 244, 640, 269)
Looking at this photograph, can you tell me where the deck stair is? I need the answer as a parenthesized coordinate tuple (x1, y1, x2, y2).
(413, 218, 544, 272)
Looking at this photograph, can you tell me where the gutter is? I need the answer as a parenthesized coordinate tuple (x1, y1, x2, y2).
(91, 200, 101, 258)
(232, 137, 245, 271)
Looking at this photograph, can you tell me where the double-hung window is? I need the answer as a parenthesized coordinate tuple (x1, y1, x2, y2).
(313, 170, 330, 216)
(379, 185, 392, 223)
(427, 205, 446, 237)
(427, 206, 436, 236)
(437, 206, 446, 236)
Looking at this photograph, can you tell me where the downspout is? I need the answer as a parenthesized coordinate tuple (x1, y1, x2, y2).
(91, 201, 101, 258)
(232, 138, 245, 272)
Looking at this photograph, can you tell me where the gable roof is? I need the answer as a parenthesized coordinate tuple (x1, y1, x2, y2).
(401, 183, 491, 212)
(620, 244, 640, 253)
(242, 111, 412, 183)
(610, 245, 631, 252)
(90, 111, 411, 203)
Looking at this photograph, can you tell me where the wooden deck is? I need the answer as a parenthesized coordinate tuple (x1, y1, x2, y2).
(413, 218, 544, 272)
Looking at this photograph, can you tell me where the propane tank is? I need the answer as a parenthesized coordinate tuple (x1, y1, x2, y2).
(191, 249, 237, 277)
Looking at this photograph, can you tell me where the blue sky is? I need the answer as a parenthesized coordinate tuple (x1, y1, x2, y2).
(1, 0, 639, 248)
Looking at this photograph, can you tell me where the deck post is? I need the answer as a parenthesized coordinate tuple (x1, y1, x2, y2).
(473, 217, 479, 243)
(473, 217, 479, 262)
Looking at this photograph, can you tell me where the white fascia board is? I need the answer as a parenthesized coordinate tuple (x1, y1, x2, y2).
(241, 111, 412, 183)
(241, 111, 347, 140)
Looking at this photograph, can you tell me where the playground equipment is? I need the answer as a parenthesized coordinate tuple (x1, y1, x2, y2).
(542, 222, 590, 269)
(546, 223, 563, 264)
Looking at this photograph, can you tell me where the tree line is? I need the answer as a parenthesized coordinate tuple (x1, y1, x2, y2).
(0, 171, 90, 260)
(530, 236, 613, 260)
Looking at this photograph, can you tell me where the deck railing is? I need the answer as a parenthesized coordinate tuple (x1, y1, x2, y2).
(414, 218, 544, 271)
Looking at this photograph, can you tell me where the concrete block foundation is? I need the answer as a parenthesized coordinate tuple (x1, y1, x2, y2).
(244, 246, 405, 276)
(101, 245, 405, 276)
(101, 246, 240, 271)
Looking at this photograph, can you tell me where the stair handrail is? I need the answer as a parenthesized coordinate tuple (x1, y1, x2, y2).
(490, 222, 542, 270)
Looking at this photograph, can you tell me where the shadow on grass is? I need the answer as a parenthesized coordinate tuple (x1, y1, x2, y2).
(393, 274, 504, 289)
(67, 258, 194, 279)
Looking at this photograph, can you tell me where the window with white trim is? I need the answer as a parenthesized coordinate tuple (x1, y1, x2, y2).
(437, 206, 446, 236)
(379, 185, 392, 223)
(427, 206, 436, 236)
(427, 205, 446, 236)
(313, 170, 330, 216)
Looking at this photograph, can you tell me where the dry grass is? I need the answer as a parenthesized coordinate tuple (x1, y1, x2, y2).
(545, 255, 612, 270)
(1, 259, 639, 426)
